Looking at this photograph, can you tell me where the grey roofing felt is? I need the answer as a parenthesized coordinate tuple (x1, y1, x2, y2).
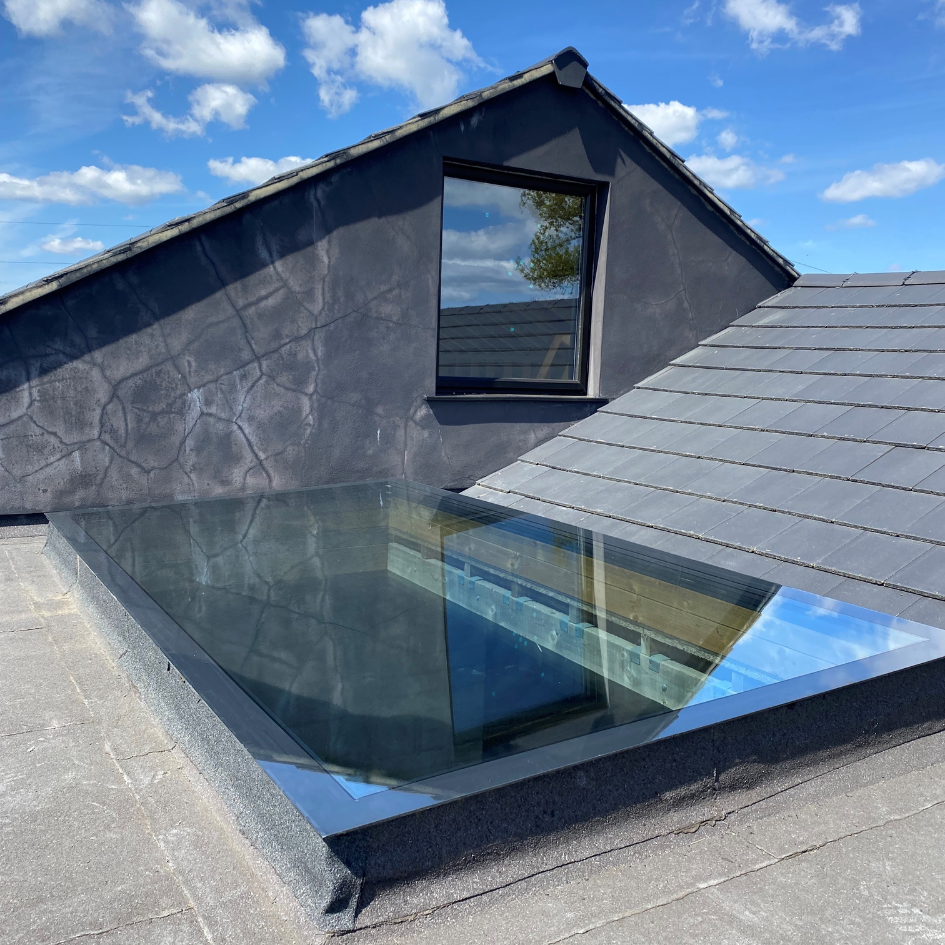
(469, 271, 945, 624)
(0, 49, 794, 318)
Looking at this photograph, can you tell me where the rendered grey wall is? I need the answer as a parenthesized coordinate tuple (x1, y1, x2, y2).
(0, 74, 789, 514)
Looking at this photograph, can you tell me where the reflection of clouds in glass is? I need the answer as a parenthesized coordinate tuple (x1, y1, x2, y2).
(440, 219, 538, 304)
(686, 591, 925, 707)
(443, 177, 526, 218)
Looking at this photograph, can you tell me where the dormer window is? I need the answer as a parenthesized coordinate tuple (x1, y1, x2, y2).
(437, 162, 596, 394)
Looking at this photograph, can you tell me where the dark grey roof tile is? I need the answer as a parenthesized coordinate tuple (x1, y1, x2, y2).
(807, 350, 886, 375)
(801, 440, 891, 477)
(762, 563, 846, 596)
(699, 428, 782, 462)
(904, 271, 945, 285)
(840, 488, 945, 534)
(616, 487, 701, 526)
(881, 284, 945, 304)
(849, 377, 933, 408)
(652, 456, 722, 489)
(856, 447, 945, 488)
(823, 579, 921, 617)
(780, 478, 879, 518)
(659, 424, 754, 458)
(790, 374, 874, 404)
(762, 349, 832, 372)
(768, 402, 850, 434)
(718, 371, 815, 399)
(842, 272, 910, 287)
(759, 286, 830, 307)
(648, 531, 723, 561)
(514, 468, 609, 506)
(704, 506, 796, 550)
(550, 441, 630, 478)
(730, 469, 815, 507)
(834, 286, 904, 305)
(670, 395, 759, 424)
(888, 545, 945, 597)
(758, 518, 859, 563)
(605, 449, 681, 485)
(854, 351, 926, 375)
(815, 406, 907, 440)
(564, 410, 628, 442)
(582, 480, 656, 516)
(898, 595, 945, 631)
(479, 462, 546, 492)
(703, 545, 778, 578)
(898, 501, 945, 543)
(914, 464, 945, 495)
(639, 365, 714, 393)
(904, 353, 945, 379)
(604, 388, 686, 416)
(795, 273, 849, 287)
(517, 437, 575, 464)
(871, 411, 945, 447)
(892, 379, 945, 409)
(748, 435, 834, 470)
(719, 399, 800, 430)
(915, 306, 945, 326)
(594, 519, 671, 548)
(680, 462, 770, 500)
(659, 497, 743, 537)
(819, 532, 931, 582)
(507, 495, 562, 518)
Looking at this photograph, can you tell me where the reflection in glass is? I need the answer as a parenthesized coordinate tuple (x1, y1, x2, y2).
(68, 481, 925, 796)
(438, 175, 587, 385)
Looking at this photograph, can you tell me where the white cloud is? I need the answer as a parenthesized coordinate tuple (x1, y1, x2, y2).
(39, 235, 105, 254)
(709, 73, 724, 87)
(301, 0, 481, 117)
(826, 213, 876, 230)
(724, 0, 861, 52)
(129, 0, 285, 85)
(625, 101, 728, 147)
(780, 153, 799, 163)
(0, 163, 183, 205)
(124, 84, 255, 137)
(937, 0, 945, 26)
(821, 159, 945, 202)
(2, 0, 110, 36)
(686, 153, 785, 189)
(717, 128, 739, 151)
(207, 155, 312, 186)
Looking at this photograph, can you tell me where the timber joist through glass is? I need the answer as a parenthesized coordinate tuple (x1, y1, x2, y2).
(50, 480, 945, 836)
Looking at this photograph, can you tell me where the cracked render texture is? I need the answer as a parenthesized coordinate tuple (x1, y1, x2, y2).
(0, 73, 788, 514)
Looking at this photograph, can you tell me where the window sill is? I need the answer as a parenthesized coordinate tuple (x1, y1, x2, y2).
(426, 394, 609, 404)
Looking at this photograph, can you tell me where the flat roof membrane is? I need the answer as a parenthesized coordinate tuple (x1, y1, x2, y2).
(51, 480, 944, 836)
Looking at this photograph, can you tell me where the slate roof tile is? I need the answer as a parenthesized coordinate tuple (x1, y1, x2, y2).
(768, 402, 850, 434)
(757, 518, 859, 564)
(856, 447, 945, 488)
(870, 411, 945, 447)
(823, 580, 921, 617)
(729, 469, 815, 507)
(659, 497, 744, 537)
(802, 440, 891, 478)
(704, 507, 797, 550)
(840, 488, 945, 534)
(779, 477, 880, 519)
(703, 545, 778, 577)
(679, 462, 770, 500)
(889, 545, 945, 597)
(815, 406, 907, 440)
(762, 562, 846, 596)
(819, 532, 932, 582)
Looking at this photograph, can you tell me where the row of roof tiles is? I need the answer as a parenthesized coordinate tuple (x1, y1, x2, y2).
(470, 271, 945, 631)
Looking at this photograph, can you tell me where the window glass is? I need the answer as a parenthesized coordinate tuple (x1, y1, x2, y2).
(438, 174, 589, 389)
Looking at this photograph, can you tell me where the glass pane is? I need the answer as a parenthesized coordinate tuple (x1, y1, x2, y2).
(439, 176, 586, 384)
(68, 481, 927, 798)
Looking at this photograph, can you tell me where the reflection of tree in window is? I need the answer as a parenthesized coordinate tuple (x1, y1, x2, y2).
(514, 191, 584, 294)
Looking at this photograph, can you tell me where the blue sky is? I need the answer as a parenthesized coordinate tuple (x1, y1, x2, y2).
(1, 0, 944, 296)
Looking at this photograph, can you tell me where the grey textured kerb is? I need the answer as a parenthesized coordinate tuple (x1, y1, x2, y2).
(43, 520, 945, 932)
(0, 48, 791, 515)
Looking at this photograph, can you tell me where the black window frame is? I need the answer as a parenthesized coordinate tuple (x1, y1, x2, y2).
(436, 159, 599, 396)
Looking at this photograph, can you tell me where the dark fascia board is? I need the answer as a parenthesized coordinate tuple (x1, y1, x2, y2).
(0, 47, 797, 317)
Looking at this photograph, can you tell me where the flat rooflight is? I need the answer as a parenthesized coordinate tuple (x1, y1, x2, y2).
(50, 479, 944, 836)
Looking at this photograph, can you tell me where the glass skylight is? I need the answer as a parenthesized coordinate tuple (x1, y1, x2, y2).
(52, 479, 942, 835)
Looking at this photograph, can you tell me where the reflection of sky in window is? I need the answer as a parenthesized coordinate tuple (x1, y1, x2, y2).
(687, 590, 926, 706)
(441, 177, 579, 306)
